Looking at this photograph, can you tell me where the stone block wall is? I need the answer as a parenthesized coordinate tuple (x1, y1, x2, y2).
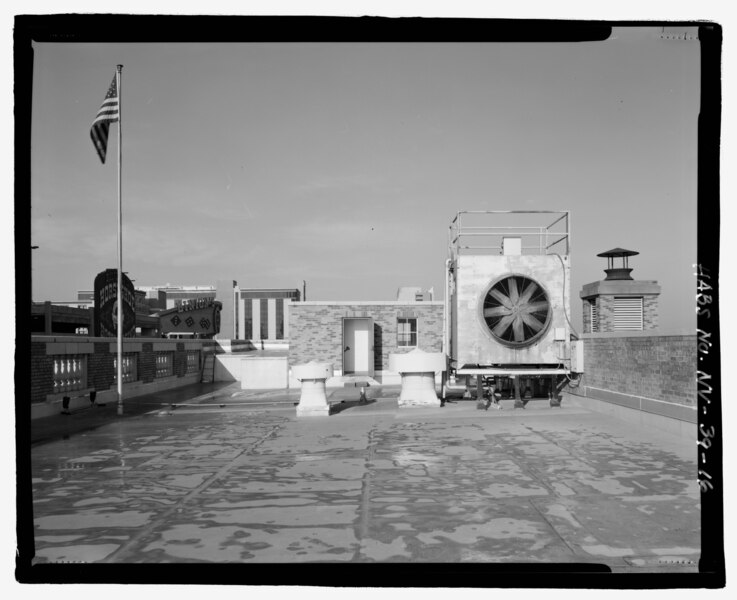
(289, 302, 444, 373)
(579, 333, 696, 406)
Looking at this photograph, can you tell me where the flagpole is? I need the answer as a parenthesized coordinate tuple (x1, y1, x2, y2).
(116, 64, 124, 416)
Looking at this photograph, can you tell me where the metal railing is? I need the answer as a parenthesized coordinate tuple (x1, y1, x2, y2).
(448, 210, 570, 258)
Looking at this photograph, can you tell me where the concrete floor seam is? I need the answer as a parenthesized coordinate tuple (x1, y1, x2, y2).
(102, 422, 283, 562)
(353, 423, 378, 560)
(527, 496, 582, 559)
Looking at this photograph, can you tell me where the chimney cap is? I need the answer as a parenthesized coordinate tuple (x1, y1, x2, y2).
(596, 247, 639, 258)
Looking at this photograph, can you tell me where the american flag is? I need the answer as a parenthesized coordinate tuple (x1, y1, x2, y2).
(90, 74, 119, 163)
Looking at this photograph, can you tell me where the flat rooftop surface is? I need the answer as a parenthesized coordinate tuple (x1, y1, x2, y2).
(23, 383, 700, 582)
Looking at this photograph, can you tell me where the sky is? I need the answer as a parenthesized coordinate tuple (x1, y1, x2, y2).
(28, 25, 701, 332)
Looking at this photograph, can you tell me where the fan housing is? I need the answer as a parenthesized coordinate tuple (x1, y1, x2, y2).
(479, 274, 552, 348)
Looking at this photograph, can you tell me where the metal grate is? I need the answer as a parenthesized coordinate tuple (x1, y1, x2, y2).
(589, 299, 599, 332)
(613, 296, 643, 330)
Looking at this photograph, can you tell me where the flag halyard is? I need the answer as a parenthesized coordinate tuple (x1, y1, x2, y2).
(90, 75, 119, 163)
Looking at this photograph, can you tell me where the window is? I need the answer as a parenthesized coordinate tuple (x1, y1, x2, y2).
(397, 318, 417, 347)
(613, 296, 643, 331)
(589, 299, 599, 333)
(52, 355, 87, 394)
(113, 353, 138, 383)
(260, 299, 268, 340)
(155, 352, 174, 378)
(243, 299, 252, 340)
(185, 350, 201, 374)
(276, 298, 284, 339)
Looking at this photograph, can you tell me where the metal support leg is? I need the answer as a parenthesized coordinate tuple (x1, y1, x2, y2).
(476, 375, 486, 410)
(551, 376, 565, 408)
(513, 377, 525, 409)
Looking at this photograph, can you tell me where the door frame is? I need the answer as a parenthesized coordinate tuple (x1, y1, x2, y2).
(341, 317, 374, 376)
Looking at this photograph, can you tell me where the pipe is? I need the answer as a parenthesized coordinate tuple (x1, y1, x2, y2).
(443, 259, 451, 359)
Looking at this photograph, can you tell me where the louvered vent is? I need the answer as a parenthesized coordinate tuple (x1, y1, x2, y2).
(613, 296, 643, 330)
(589, 299, 599, 332)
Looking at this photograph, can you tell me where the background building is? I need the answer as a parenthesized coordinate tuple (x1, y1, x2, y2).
(289, 286, 443, 383)
(396, 286, 434, 302)
(215, 281, 301, 343)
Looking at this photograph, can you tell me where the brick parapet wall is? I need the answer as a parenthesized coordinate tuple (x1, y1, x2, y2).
(139, 342, 156, 383)
(289, 303, 444, 371)
(30, 336, 214, 403)
(88, 342, 115, 392)
(174, 342, 187, 377)
(30, 341, 54, 401)
(581, 334, 696, 406)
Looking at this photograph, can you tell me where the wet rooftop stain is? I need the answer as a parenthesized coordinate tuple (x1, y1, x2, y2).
(164, 473, 213, 489)
(34, 543, 122, 563)
(582, 544, 635, 557)
(29, 405, 699, 568)
(35, 509, 154, 530)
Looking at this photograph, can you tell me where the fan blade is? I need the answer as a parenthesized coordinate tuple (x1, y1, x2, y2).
(520, 311, 545, 332)
(493, 314, 515, 338)
(518, 280, 538, 305)
(508, 278, 520, 304)
(522, 300, 549, 315)
(489, 288, 513, 309)
(512, 316, 525, 341)
(483, 306, 512, 318)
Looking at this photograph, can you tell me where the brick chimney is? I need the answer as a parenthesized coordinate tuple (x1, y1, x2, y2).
(580, 248, 661, 332)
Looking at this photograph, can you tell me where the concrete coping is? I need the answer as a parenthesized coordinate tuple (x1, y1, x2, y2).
(108, 342, 143, 353)
(292, 301, 444, 306)
(32, 335, 215, 344)
(581, 329, 696, 339)
(45, 387, 95, 403)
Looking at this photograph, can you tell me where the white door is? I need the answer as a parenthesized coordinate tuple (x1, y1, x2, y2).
(343, 318, 373, 375)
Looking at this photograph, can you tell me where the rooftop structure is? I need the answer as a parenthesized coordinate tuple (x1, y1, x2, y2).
(596, 247, 640, 281)
(396, 287, 434, 302)
(448, 210, 570, 258)
(580, 248, 661, 332)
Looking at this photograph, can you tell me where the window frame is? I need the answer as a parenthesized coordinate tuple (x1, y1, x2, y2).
(155, 351, 174, 378)
(113, 352, 138, 384)
(397, 317, 418, 348)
